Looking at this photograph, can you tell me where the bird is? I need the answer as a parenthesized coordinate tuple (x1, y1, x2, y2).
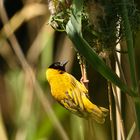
(46, 61, 108, 124)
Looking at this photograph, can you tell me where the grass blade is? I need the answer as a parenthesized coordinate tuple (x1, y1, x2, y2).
(66, 15, 132, 96)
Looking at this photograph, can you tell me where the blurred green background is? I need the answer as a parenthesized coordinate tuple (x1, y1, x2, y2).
(0, 0, 140, 140)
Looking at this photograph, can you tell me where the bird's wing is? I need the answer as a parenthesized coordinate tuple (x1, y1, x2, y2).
(60, 73, 108, 122)
(59, 73, 89, 116)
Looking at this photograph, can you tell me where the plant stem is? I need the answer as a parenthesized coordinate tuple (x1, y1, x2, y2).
(108, 82, 115, 140)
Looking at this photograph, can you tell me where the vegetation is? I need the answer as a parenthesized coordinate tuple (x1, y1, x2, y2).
(0, 0, 140, 140)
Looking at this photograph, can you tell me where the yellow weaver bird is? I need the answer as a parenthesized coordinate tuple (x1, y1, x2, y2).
(46, 61, 108, 124)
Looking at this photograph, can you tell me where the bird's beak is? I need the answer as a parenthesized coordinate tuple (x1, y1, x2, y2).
(61, 60, 68, 67)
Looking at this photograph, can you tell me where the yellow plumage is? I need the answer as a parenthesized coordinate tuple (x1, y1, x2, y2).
(46, 62, 108, 124)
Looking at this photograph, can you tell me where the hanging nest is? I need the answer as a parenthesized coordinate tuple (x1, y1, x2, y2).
(47, 0, 140, 53)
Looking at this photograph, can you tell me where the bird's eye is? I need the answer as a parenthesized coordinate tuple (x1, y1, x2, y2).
(60, 71, 64, 74)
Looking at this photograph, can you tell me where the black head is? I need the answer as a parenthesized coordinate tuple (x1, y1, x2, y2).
(48, 61, 68, 71)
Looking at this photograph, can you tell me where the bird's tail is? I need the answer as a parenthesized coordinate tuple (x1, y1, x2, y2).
(99, 107, 109, 117)
(82, 95, 109, 124)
